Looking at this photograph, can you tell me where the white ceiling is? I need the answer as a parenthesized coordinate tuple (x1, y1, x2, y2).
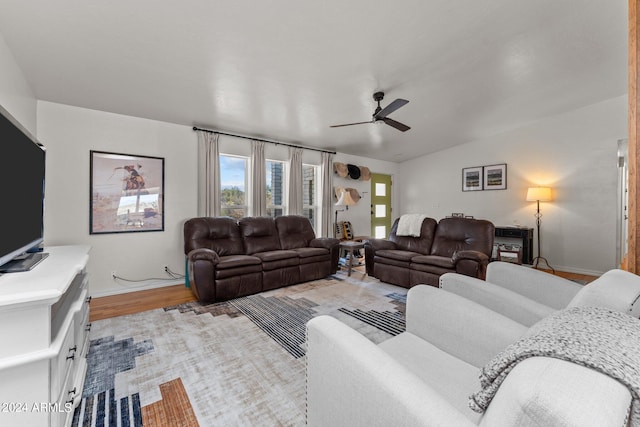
(0, 1, 628, 162)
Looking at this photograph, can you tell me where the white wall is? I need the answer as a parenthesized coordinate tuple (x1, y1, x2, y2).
(36, 105, 394, 296)
(0, 32, 36, 134)
(397, 95, 627, 276)
(37, 101, 198, 296)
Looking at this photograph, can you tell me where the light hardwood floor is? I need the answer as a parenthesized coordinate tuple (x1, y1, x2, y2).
(89, 267, 598, 321)
(90, 284, 196, 321)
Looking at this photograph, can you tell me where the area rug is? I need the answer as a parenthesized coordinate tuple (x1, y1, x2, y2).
(71, 273, 407, 426)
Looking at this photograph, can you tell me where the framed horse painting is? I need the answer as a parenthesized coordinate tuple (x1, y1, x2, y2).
(90, 150, 165, 234)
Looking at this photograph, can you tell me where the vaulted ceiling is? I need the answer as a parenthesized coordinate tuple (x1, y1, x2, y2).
(0, 1, 627, 161)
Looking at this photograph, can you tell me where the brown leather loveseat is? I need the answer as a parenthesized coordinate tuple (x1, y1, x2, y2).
(364, 216, 494, 288)
(184, 215, 340, 302)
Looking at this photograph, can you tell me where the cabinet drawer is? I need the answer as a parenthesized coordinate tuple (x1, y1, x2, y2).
(50, 322, 76, 402)
(499, 229, 522, 238)
(74, 290, 91, 358)
(51, 361, 79, 427)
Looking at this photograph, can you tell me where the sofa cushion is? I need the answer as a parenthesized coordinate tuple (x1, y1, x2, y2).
(275, 215, 316, 249)
(214, 255, 263, 280)
(253, 249, 299, 262)
(292, 247, 330, 265)
(215, 263, 263, 279)
(431, 217, 494, 258)
(379, 332, 481, 423)
(253, 249, 299, 271)
(184, 216, 244, 256)
(239, 217, 282, 254)
(389, 217, 438, 254)
(216, 254, 262, 270)
(376, 249, 421, 262)
(293, 247, 329, 258)
(411, 255, 455, 269)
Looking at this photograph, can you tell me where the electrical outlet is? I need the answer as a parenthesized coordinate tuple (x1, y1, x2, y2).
(164, 266, 169, 273)
(111, 271, 117, 280)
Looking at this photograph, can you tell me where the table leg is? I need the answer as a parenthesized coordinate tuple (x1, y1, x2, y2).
(347, 248, 354, 276)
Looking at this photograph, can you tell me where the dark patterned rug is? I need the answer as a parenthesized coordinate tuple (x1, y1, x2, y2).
(72, 274, 407, 426)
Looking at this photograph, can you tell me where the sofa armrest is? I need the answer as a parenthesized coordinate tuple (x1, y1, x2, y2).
(406, 285, 528, 368)
(188, 247, 220, 264)
(187, 248, 220, 302)
(486, 262, 582, 309)
(310, 237, 340, 249)
(364, 239, 398, 276)
(568, 269, 640, 317)
(306, 316, 475, 427)
(439, 273, 556, 326)
(452, 250, 489, 264)
(451, 250, 490, 280)
(364, 238, 398, 251)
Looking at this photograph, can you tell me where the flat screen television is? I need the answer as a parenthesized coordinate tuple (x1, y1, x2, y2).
(0, 105, 48, 273)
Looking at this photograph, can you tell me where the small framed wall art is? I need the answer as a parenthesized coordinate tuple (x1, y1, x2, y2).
(462, 166, 483, 191)
(90, 150, 165, 234)
(483, 163, 507, 190)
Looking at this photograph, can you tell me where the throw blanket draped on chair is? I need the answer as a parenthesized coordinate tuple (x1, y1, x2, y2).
(396, 214, 427, 237)
(469, 306, 640, 426)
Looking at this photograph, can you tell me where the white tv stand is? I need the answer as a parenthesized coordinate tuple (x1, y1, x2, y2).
(0, 246, 91, 427)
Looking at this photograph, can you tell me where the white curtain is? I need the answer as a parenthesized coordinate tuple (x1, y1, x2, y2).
(288, 147, 303, 215)
(196, 131, 221, 217)
(320, 151, 334, 237)
(251, 140, 267, 216)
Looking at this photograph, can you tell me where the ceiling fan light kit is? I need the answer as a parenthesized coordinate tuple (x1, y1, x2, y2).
(330, 91, 411, 132)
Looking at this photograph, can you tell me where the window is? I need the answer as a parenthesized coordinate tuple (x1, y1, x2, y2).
(266, 160, 286, 218)
(220, 154, 248, 219)
(218, 154, 321, 231)
(303, 164, 319, 231)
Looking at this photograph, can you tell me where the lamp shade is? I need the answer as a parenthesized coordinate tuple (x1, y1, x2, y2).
(335, 190, 357, 207)
(526, 187, 552, 202)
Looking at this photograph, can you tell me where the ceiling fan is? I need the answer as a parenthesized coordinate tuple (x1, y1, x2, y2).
(330, 91, 410, 132)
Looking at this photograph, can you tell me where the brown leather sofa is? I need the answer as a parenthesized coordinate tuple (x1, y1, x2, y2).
(364, 216, 494, 287)
(184, 215, 340, 302)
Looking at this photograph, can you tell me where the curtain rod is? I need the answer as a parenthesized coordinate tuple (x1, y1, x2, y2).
(192, 126, 336, 155)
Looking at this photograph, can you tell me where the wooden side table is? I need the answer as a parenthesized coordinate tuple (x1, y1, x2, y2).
(339, 240, 366, 276)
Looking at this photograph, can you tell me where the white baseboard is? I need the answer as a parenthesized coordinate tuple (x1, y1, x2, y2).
(90, 278, 185, 298)
(548, 264, 605, 278)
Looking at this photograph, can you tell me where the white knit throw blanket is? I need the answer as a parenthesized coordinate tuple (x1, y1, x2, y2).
(396, 214, 427, 237)
(469, 306, 640, 426)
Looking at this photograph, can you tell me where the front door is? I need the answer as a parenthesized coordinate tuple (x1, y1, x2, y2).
(370, 173, 392, 238)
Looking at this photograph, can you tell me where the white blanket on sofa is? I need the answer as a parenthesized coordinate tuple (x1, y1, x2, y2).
(396, 214, 427, 237)
(469, 306, 640, 426)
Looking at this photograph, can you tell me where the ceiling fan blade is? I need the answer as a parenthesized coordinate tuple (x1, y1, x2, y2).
(382, 117, 411, 132)
(374, 98, 409, 119)
(330, 120, 373, 128)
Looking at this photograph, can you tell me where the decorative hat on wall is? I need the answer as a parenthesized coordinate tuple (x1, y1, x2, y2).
(359, 166, 371, 181)
(347, 188, 361, 202)
(333, 162, 348, 178)
(347, 164, 361, 179)
(334, 187, 361, 203)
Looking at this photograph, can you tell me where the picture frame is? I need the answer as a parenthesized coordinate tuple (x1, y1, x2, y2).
(483, 163, 507, 190)
(90, 150, 165, 234)
(462, 166, 483, 191)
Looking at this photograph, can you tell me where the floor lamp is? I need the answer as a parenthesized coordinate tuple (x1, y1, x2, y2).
(526, 187, 555, 273)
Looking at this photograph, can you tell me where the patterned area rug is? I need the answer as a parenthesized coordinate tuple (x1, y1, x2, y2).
(72, 273, 407, 426)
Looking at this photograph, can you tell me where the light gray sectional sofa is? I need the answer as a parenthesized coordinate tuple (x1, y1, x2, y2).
(306, 285, 634, 426)
(440, 261, 640, 326)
